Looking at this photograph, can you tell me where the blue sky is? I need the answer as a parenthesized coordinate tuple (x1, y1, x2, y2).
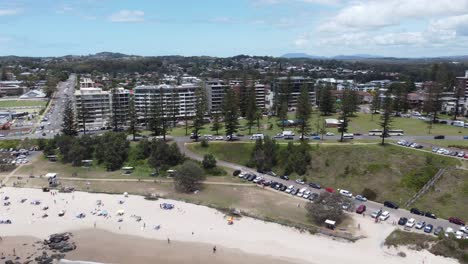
(1, 0, 468, 57)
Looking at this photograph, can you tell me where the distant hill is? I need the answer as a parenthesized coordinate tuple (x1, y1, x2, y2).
(281, 53, 384, 60)
(281, 53, 326, 59)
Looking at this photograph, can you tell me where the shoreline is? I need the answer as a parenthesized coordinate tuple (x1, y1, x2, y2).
(0, 187, 458, 264)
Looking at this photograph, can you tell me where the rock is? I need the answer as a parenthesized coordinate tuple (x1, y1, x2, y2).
(5, 260, 14, 264)
(397, 251, 406, 258)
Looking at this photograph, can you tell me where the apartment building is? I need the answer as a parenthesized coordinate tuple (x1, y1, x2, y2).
(110, 88, 131, 127)
(456, 70, 468, 115)
(79, 78, 94, 88)
(272, 76, 316, 109)
(205, 79, 230, 114)
(254, 83, 267, 109)
(133, 83, 199, 121)
(75, 87, 111, 130)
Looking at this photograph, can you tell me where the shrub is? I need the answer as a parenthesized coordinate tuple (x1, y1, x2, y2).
(174, 160, 205, 193)
(202, 154, 217, 169)
(200, 139, 209, 148)
(361, 188, 377, 200)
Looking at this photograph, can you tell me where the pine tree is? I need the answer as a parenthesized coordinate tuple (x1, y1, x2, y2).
(170, 90, 179, 127)
(239, 74, 248, 117)
(339, 90, 353, 142)
(379, 96, 393, 146)
(222, 89, 240, 139)
(245, 84, 258, 135)
(211, 113, 222, 135)
(370, 91, 380, 120)
(61, 99, 78, 136)
(296, 84, 312, 140)
(149, 96, 162, 136)
(128, 96, 138, 141)
(277, 101, 288, 131)
(319, 86, 334, 115)
(423, 82, 442, 123)
(192, 85, 207, 141)
(159, 88, 167, 141)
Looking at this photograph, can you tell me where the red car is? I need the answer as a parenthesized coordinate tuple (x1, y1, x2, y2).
(356, 204, 366, 214)
(325, 187, 335, 193)
(448, 217, 465, 226)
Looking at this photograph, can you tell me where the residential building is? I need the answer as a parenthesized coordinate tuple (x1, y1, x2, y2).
(205, 79, 230, 114)
(456, 70, 468, 115)
(133, 83, 198, 121)
(254, 83, 267, 109)
(272, 76, 316, 109)
(75, 87, 111, 130)
(79, 78, 94, 88)
(0, 81, 28, 96)
(110, 88, 131, 127)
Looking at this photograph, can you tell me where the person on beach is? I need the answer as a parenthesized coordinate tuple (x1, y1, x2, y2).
(167, 238, 170, 244)
(213, 246, 216, 254)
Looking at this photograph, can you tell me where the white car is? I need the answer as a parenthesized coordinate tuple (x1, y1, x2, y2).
(455, 231, 464, 239)
(406, 218, 416, 228)
(339, 189, 352, 198)
(445, 227, 455, 237)
(415, 221, 426, 229)
(238, 172, 247, 178)
(295, 179, 305, 185)
(379, 211, 390, 221)
(325, 132, 335, 136)
(303, 191, 311, 199)
(371, 210, 380, 218)
(285, 185, 294, 193)
(215, 136, 224, 140)
(460, 226, 468, 234)
(253, 176, 263, 183)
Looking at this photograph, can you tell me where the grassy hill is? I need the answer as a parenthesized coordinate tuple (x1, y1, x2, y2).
(188, 142, 467, 219)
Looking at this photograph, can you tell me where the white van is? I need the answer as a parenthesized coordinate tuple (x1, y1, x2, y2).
(250, 133, 264, 140)
(285, 185, 294, 193)
(452, 121, 465, 127)
(343, 133, 354, 139)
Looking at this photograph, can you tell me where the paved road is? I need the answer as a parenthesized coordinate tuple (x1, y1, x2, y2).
(176, 137, 467, 237)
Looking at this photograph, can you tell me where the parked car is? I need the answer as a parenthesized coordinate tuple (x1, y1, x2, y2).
(434, 226, 444, 235)
(406, 218, 416, 228)
(445, 227, 455, 237)
(424, 212, 437, 219)
(371, 209, 382, 218)
(415, 221, 426, 229)
(326, 132, 335, 136)
(325, 187, 335, 193)
(309, 193, 319, 201)
(448, 217, 465, 226)
(384, 201, 399, 209)
(354, 195, 367, 202)
(308, 182, 321, 189)
(424, 224, 434, 233)
(410, 208, 424, 215)
(280, 175, 289, 180)
(379, 211, 390, 221)
(291, 188, 299, 195)
(339, 189, 353, 198)
(311, 136, 321, 140)
(280, 185, 287, 192)
(356, 204, 366, 214)
(398, 217, 408, 225)
(434, 135, 445, 139)
(295, 179, 306, 185)
(464, 136, 468, 140)
(285, 185, 294, 193)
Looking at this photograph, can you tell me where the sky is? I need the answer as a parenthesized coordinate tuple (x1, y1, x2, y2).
(1, 0, 468, 57)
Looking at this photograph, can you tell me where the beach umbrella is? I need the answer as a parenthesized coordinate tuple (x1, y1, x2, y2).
(117, 209, 125, 215)
(123, 192, 128, 197)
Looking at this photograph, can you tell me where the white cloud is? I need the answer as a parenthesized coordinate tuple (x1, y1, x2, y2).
(294, 34, 310, 47)
(109, 10, 145, 23)
(251, 0, 341, 6)
(430, 14, 468, 36)
(0, 9, 20, 16)
(318, 0, 468, 32)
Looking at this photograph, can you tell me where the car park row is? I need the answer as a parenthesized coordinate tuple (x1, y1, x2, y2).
(235, 170, 467, 239)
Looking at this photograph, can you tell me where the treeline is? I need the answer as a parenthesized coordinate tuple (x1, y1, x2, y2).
(39, 132, 184, 171)
(247, 138, 312, 176)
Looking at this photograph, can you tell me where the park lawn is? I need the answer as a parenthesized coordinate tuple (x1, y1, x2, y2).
(188, 142, 463, 211)
(411, 169, 468, 220)
(0, 100, 47, 108)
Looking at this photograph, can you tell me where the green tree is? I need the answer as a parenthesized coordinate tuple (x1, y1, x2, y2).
(305, 192, 346, 225)
(245, 84, 258, 135)
(202, 154, 217, 169)
(95, 132, 130, 171)
(174, 160, 206, 193)
(319, 86, 334, 115)
(296, 84, 312, 140)
(127, 96, 138, 141)
(423, 82, 443, 123)
(1, 68, 7, 81)
(370, 91, 380, 120)
(210, 113, 222, 135)
(339, 90, 353, 142)
(149, 96, 163, 136)
(379, 96, 393, 145)
(222, 89, 240, 138)
(61, 99, 78, 137)
(277, 101, 288, 131)
(192, 85, 207, 141)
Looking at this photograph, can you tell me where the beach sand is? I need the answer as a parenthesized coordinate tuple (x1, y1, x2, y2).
(0, 187, 458, 264)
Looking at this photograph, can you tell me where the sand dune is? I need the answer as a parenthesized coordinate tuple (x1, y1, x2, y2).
(0, 187, 458, 264)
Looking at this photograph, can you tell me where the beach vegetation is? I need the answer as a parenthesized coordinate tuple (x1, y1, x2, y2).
(305, 192, 346, 225)
(202, 154, 217, 169)
(174, 160, 206, 193)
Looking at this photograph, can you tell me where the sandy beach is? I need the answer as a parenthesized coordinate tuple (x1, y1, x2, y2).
(0, 187, 458, 264)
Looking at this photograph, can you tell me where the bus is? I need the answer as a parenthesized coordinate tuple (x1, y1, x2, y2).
(368, 129, 404, 136)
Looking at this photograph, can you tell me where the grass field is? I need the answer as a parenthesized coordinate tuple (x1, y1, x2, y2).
(168, 111, 468, 138)
(0, 100, 47, 108)
(412, 169, 468, 220)
(188, 142, 466, 215)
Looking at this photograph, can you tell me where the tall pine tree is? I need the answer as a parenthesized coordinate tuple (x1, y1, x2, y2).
(245, 84, 258, 135)
(222, 89, 240, 139)
(296, 84, 312, 140)
(379, 96, 393, 146)
(128, 96, 138, 141)
(192, 85, 207, 141)
(61, 99, 78, 136)
(319, 85, 334, 115)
